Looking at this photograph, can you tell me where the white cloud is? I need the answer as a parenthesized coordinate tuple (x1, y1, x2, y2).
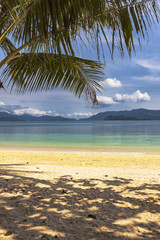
(0, 102, 5, 106)
(103, 78, 122, 88)
(67, 112, 93, 118)
(13, 108, 54, 116)
(0, 102, 60, 117)
(97, 96, 117, 105)
(135, 59, 160, 71)
(115, 90, 151, 102)
(132, 75, 160, 82)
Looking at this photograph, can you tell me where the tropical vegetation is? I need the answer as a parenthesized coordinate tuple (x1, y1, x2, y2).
(0, 0, 159, 104)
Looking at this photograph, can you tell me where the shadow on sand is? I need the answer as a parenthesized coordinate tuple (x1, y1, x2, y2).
(0, 164, 160, 240)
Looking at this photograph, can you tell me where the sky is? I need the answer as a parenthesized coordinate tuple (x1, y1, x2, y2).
(0, 24, 160, 119)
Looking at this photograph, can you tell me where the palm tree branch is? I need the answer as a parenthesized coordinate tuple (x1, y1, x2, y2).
(1, 0, 159, 60)
(2, 53, 104, 104)
(0, 0, 39, 44)
(0, 37, 16, 56)
(0, 36, 43, 69)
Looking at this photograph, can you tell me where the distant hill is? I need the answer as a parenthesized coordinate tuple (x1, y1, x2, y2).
(84, 109, 160, 121)
(0, 112, 19, 121)
(1, 109, 160, 121)
(0, 112, 75, 121)
(105, 115, 139, 120)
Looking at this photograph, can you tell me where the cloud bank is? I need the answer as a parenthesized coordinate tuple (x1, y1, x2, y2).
(67, 112, 93, 118)
(0, 102, 92, 119)
(115, 90, 151, 102)
(97, 96, 117, 106)
(96, 90, 150, 107)
(0, 102, 59, 117)
(132, 75, 160, 82)
(135, 59, 160, 71)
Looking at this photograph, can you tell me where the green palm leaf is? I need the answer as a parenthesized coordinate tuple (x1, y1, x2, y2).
(0, 37, 16, 55)
(2, 53, 104, 104)
(0, 0, 160, 103)
(1, 0, 160, 57)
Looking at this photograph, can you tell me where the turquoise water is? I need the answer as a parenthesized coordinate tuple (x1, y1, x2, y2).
(0, 121, 160, 151)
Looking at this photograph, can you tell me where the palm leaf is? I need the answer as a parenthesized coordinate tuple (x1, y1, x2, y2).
(1, 0, 159, 58)
(0, 0, 160, 104)
(2, 53, 104, 104)
(0, 37, 16, 55)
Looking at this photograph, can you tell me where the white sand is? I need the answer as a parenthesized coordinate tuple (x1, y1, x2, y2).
(0, 151, 160, 240)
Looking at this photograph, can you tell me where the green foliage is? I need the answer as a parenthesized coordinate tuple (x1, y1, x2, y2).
(0, 37, 16, 55)
(0, 0, 160, 103)
(4, 53, 104, 104)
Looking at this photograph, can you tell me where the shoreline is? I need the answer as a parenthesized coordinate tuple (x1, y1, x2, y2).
(0, 145, 160, 154)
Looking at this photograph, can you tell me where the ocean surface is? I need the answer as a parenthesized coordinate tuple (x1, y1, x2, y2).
(0, 121, 160, 152)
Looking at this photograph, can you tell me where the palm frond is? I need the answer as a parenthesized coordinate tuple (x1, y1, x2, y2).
(0, 37, 16, 55)
(2, 53, 104, 104)
(0, 0, 160, 104)
(1, 0, 160, 58)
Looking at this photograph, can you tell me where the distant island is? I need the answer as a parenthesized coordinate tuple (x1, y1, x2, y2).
(0, 112, 73, 121)
(1, 108, 160, 121)
(83, 108, 160, 121)
(105, 115, 141, 120)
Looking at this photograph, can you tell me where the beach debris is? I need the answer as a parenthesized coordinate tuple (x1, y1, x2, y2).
(87, 214, 97, 219)
(37, 196, 43, 199)
(41, 234, 58, 239)
(105, 175, 108, 177)
(20, 188, 26, 192)
(22, 219, 27, 223)
(41, 234, 51, 240)
(41, 219, 46, 224)
(5, 231, 13, 236)
(10, 196, 17, 200)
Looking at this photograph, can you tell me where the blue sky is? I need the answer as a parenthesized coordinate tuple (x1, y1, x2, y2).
(0, 24, 160, 119)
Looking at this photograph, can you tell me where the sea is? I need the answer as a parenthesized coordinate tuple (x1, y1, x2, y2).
(0, 120, 160, 152)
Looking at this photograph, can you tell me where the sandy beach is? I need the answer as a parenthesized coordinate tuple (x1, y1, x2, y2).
(0, 150, 160, 240)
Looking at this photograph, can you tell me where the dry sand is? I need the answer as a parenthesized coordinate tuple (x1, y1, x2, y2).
(0, 150, 160, 240)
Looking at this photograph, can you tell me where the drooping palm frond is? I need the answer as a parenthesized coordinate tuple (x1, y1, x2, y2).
(0, 0, 160, 103)
(1, 0, 159, 58)
(2, 53, 104, 104)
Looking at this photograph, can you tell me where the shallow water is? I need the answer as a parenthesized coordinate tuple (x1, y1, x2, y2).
(0, 120, 160, 152)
